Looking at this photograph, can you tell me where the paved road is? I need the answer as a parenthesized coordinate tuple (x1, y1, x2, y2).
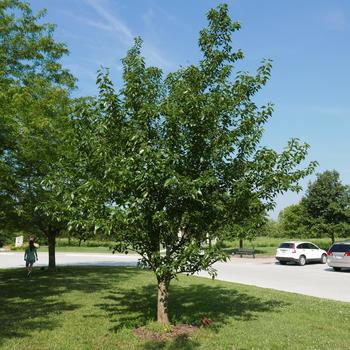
(0, 251, 139, 269)
(1, 252, 350, 303)
(199, 257, 350, 303)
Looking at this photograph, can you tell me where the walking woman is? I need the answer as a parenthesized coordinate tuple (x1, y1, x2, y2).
(24, 239, 38, 277)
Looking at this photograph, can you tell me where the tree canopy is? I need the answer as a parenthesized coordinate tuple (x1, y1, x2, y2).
(278, 203, 308, 238)
(0, 0, 75, 267)
(275, 170, 350, 241)
(302, 170, 350, 242)
(49, 4, 316, 323)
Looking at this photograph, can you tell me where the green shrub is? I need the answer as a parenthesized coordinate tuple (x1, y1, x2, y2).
(10, 244, 28, 251)
(55, 238, 115, 248)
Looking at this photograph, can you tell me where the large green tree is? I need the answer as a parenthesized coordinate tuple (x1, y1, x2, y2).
(0, 0, 75, 268)
(53, 4, 316, 323)
(302, 170, 350, 242)
(278, 203, 308, 238)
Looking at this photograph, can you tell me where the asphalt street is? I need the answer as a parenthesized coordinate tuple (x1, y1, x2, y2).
(1, 252, 349, 303)
(0, 251, 139, 269)
(199, 257, 350, 303)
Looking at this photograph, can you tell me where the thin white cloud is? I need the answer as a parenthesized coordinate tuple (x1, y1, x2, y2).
(308, 106, 350, 120)
(59, 9, 117, 39)
(57, 27, 84, 41)
(61, 1, 176, 70)
(322, 10, 348, 32)
(142, 8, 156, 28)
(142, 46, 172, 69)
(151, 4, 191, 32)
(65, 63, 96, 83)
(79, 17, 115, 33)
(84, 0, 175, 69)
(85, 0, 133, 44)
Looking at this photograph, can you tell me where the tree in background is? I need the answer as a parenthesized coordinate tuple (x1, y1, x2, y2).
(302, 170, 350, 243)
(263, 218, 281, 238)
(52, 4, 316, 324)
(0, 0, 75, 269)
(224, 197, 267, 248)
(278, 203, 308, 238)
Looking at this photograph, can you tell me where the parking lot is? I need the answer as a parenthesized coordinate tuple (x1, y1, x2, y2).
(198, 256, 350, 303)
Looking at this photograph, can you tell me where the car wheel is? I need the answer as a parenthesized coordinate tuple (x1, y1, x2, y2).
(333, 267, 341, 272)
(298, 255, 306, 266)
(320, 254, 327, 264)
(280, 261, 287, 265)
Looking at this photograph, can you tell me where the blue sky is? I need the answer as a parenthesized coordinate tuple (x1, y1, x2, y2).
(29, 0, 350, 219)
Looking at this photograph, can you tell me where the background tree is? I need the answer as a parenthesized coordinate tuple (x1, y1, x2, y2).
(278, 203, 308, 238)
(302, 170, 350, 243)
(263, 218, 281, 238)
(0, 0, 75, 268)
(224, 197, 267, 248)
(53, 4, 316, 324)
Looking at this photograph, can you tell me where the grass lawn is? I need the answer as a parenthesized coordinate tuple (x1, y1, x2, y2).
(39, 246, 113, 253)
(1, 266, 349, 350)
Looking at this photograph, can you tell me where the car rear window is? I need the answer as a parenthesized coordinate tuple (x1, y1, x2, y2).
(329, 244, 350, 253)
(279, 243, 294, 248)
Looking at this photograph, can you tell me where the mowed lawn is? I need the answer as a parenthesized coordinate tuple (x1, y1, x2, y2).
(1, 267, 349, 350)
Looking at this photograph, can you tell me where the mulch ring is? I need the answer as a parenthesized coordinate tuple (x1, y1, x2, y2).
(134, 324, 199, 341)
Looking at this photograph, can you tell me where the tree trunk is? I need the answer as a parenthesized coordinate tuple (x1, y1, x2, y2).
(48, 226, 56, 271)
(239, 239, 243, 249)
(157, 278, 170, 324)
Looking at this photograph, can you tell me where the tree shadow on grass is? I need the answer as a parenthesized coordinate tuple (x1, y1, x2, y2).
(170, 283, 286, 325)
(0, 266, 140, 345)
(99, 283, 287, 330)
(97, 278, 288, 349)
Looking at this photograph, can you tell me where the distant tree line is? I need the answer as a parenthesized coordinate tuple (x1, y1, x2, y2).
(264, 170, 350, 243)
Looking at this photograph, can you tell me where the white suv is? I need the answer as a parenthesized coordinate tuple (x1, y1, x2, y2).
(276, 241, 327, 266)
